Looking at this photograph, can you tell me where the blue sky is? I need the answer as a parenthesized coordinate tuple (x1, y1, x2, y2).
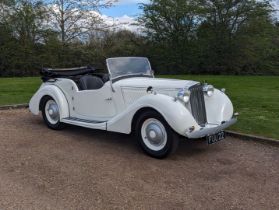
(100, 0, 279, 20)
(100, 0, 149, 17)
(101, 4, 141, 17)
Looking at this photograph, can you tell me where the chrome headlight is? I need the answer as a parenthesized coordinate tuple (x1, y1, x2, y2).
(176, 89, 190, 103)
(203, 84, 214, 97)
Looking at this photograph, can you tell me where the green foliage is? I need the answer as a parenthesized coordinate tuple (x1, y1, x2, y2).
(0, 0, 278, 76)
(0, 0, 48, 76)
(140, 0, 279, 74)
(139, 0, 202, 73)
(99, 30, 149, 57)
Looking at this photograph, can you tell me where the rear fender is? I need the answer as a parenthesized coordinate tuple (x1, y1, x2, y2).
(29, 84, 69, 119)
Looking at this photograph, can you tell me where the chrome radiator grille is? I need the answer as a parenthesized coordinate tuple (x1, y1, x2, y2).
(189, 84, 207, 126)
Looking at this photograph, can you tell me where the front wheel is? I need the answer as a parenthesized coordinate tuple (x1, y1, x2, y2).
(41, 96, 65, 130)
(135, 110, 179, 158)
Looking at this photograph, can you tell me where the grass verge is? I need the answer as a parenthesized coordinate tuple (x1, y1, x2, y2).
(0, 77, 41, 106)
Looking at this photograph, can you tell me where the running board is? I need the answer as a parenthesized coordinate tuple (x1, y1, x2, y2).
(63, 117, 106, 124)
(61, 117, 107, 130)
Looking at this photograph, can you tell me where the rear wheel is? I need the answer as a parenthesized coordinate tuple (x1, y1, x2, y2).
(41, 96, 65, 130)
(135, 110, 179, 158)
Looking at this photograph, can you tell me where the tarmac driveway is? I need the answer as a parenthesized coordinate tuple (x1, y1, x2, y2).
(0, 109, 278, 210)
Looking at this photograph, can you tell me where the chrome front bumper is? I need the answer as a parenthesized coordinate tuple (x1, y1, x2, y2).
(186, 118, 237, 139)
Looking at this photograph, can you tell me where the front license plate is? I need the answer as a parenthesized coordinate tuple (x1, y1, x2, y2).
(207, 131, 226, 144)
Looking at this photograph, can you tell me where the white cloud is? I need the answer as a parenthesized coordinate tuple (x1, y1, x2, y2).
(101, 14, 143, 32)
(46, 3, 142, 37)
(272, 0, 279, 18)
(272, 0, 279, 9)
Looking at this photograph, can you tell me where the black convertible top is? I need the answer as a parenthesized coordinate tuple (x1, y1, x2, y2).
(41, 66, 95, 76)
(41, 66, 96, 82)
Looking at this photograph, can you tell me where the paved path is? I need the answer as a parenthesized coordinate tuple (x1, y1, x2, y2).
(0, 109, 278, 210)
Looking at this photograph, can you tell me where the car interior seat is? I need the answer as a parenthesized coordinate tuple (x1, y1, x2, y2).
(102, 74, 110, 83)
(79, 75, 104, 90)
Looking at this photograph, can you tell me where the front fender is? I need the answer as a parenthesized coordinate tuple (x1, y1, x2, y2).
(107, 93, 199, 135)
(29, 84, 69, 119)
(205, 89, 234, 123)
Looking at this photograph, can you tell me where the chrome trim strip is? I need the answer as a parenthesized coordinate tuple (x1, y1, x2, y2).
(63, 117, 106, 124)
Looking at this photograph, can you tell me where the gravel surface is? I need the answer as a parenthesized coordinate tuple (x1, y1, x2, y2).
(0, 109, 278, 210)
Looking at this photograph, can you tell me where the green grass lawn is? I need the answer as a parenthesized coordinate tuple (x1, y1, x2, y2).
(0, 77, 41, 105)
(0, 75, 278, 139)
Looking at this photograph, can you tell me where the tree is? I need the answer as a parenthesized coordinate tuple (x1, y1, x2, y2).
(9, 0, 47, 44)
(197, 0, 274, 73)
(0, 0, 48, 75)
(139, 0, 277, 74)
(139, 0, 203, 73)
(47, 0, 115, 43)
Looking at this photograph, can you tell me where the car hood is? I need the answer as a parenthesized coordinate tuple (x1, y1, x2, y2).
(114, 77, 199, 90)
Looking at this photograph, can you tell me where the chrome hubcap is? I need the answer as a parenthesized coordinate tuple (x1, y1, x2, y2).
(141, 118, 167, 151)
(47, 103, 59, 120)
(146, 123, 165, 146)
(45, 100, 59, 124)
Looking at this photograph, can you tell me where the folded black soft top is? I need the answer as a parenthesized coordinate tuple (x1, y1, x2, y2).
(41, 66, 95, 77)
(41, 66, 99, 82)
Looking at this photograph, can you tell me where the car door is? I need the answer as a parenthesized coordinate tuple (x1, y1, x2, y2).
(72, 82, 116, 121)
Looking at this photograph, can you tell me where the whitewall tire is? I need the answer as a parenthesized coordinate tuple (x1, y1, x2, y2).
(135, 110, 179, 158)
(41, 96, 65, 130)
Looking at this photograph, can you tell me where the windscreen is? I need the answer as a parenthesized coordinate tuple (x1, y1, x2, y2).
(107, 57, 152, 79)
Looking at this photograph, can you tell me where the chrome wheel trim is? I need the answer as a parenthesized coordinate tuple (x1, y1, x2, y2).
(141, 118, 167, 151)
(45, 99, 59, 124)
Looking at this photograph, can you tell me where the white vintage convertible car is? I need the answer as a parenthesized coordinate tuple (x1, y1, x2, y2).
(29, 57, 237, 158)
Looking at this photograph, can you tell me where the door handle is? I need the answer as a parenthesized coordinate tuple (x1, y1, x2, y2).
(105, 97, 112, 101)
